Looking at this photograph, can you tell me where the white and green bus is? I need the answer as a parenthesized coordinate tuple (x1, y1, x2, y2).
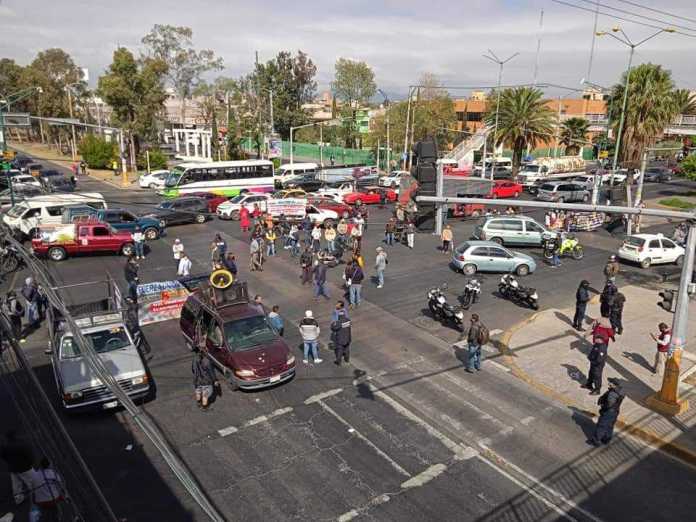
(161, 160, 275, 198)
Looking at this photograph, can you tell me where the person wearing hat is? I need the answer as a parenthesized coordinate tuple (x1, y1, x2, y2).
(573, 280, 591, 331)
(603, 255, 619, 284)
(589, 378, 625, 446)
(375, 247, 388, 289)
(172, 238, 184, 269)
(132, 225, 145, 260)
(299, 310, 322, 364)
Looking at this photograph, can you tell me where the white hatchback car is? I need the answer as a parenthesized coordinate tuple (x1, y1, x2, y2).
(617, 234, 685, 268)
(138, 170, 170, 189)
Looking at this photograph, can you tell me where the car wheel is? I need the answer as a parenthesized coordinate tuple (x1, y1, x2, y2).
(490, 237, 503, 245)
(230, 210, 240, 221)
(462, 264, 477, 276)
(121, 243, 134, 257)
(582, 194, 589, 202)
(148, 183, 157, 189)
(675, 255, 684, 267)
(48, 247, 67, 262)
(516, 264, 530, 276)
(144, 227, 159, 240)
(195, 214, 206, 224)
(557, 197, 564, 203)
(640, 258, 651, 269)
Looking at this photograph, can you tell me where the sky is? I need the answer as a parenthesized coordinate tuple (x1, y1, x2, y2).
(2, 0, 696, 99)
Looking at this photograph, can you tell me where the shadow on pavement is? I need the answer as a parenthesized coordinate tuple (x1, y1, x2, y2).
(622, 351, 654, 373)
(562, 363, 586, 385)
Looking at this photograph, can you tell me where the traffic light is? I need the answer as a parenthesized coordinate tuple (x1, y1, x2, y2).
(658, 289, 677, 312)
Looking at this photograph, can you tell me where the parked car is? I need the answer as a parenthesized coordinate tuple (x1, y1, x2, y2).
(0, 185, 45, 208)
(62, 206, 164, 240)
(281, 173, 325, 193)
(31, 222, 135, 261)
(11, 156, 32, 172)
(41, 175, 75, 193)
(10, 174, 41, 188)
(379, 170, 408, 189)
(572, 174, 601, 190)
(451, 240, 537, 276)
(179, 281, 296, 390)
(490, 180, 523, 199)
(536, 181, 590, 203)
(306, 196, 354, 219)
(144, 197, 209, 228)
(217, 193, 271, 220)
(643, 167, 672, 183)
(315, 181, 356, 202)
(273, 188, 307, 199)
(186, 192, 230, 213)
(138, 170, 170, 189)
(343, 187, 397, 205)
(473, 215, 549, 246)
(617, 233, 684, 268)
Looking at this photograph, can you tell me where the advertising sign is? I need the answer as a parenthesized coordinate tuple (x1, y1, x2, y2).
(269, 137, 282, 159)
(266, 198, 307, 219)
(137, 280, 190, 326)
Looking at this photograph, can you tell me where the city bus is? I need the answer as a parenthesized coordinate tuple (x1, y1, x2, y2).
(161, 160, 275, 198)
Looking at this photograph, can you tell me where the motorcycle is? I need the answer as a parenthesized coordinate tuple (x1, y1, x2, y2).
(0, 243, 23, 274)
(498, 274, 539, 310)
(542, 234, 584, 260)
(461, 278, 481, 309)
(427, 283, 466, 331)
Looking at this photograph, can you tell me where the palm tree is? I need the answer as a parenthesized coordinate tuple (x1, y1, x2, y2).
(484, 87, 555, 174)
(608, 63, 679, 165)
(560, 117, 590, 156)
(674, 88, 696, 115)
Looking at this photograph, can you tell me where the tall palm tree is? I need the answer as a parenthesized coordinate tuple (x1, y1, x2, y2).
(674, 88, 696, 115)
(560, 117, 590, 156)
(484, 87, 555, 174)
(608, 63, 679, 165)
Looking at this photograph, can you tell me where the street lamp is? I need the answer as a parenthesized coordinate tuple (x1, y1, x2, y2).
(65, 82, 83, 161)
(483, 49, 519, 180)
(596, 26, 675, 186)
(581, 78, 612, 205)
(378, 89, 391, 174)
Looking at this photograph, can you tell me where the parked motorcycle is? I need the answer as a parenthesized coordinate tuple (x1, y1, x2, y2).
(427, 283, 466, 331)
(461, 278, 481, 309)
(498, 274, 539, 310)
(0, 243, 23, 274)
(542, 234, 584, 260)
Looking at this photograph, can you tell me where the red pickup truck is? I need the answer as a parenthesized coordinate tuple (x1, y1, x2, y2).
(32, 222, 135, 261)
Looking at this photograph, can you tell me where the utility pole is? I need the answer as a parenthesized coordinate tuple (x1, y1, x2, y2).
(67, 87, 78, 161)
(255, 50, 263, 159)
(403, 86, 413, 170)
(269, 89, 274, 135)
(320, 124, 323, 167)
(407, 88, 420, 170)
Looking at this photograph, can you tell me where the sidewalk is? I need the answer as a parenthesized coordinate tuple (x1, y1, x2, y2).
(9, 141, 140, 188)
(500, 284, 696, 463)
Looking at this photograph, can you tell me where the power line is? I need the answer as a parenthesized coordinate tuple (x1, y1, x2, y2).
(573, 0, 696, 35)
(615, 0, 696, 26)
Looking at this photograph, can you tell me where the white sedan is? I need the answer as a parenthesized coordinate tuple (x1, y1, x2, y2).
(138, 170, 170, 189)
(617, 234, 685, 268)
(379, 170, 408, 189)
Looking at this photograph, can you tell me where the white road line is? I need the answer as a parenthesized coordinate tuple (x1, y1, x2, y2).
(365, 382, 478, 462)
(337, 494, 391, 522)
(520, 416, 535, 426)
(318, 400, 412, 478)
(400, 463, 447, 489)
(217, 426, 238, 437)
(488, 360, 511, 372)
(304, 387, 343, 404)
(242, 407, 294, 428)
(489, 329, 504, 336)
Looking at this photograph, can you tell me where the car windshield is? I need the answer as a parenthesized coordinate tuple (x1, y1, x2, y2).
(165, 166, 184, 187)
(157, 201, 174, 209)
(539, 184, 555, 191)
(6, 203, 28, 218)
(625, 237, 646, 247)
(85, 326, 131, 354)
(223, 315, 278, 351)
(523, 165, 540, 173)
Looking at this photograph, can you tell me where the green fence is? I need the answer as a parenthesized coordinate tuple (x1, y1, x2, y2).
(241, 138, 375, 165)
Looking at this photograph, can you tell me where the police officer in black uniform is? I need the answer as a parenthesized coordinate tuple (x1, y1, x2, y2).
(331, 311, 352, 366)
(589, 378, 625, 446)
(573, 280, 591, 331)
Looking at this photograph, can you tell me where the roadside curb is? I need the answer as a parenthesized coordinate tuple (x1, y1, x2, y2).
(496, 311, 696, 469)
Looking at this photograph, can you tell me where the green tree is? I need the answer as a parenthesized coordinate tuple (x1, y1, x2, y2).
(332, 58, 376, 147)
(142, 25, 223, 124)
(79, 134, 116, 168)
(680, 154, 696, 180)
(559, 117, 590, 156)
(98, 47, 168, 163)
(608, 63, 679, 165)
(0, 59, 27, 108)
(674, 88, 696, 115)
(484, 87, 555, 174)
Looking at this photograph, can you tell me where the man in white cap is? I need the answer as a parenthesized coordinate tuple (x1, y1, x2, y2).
(375, 247, 387, 289)
(299, 310, 322, 364)
(172, 238, 184, 269)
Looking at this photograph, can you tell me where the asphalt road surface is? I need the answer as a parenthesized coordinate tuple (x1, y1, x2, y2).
(4, 163, 696, 522)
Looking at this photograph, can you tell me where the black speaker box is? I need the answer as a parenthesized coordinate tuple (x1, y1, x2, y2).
(415, 203, 436, 231)
(418, 180, 436, 195)
(416, 164, 436, 183)
(413, 137, 438, 163)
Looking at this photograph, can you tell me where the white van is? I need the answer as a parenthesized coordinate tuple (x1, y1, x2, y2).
(3, 192, 107, 237)
(274, 163, 319, 186)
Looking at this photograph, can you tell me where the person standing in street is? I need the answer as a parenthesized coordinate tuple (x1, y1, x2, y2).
(573, 280, 591, 331)
(311, 224, 322, 253)
(441, 225, 453, 254)
(600, 281, 617, 318)
(192, 350, 218, 410)
(604, 255, 619, 284)
(610, 291, 625, 335)
(299, 310, 322, 364)
(465, 314, 488, 373)
(313, 259, 330, 300)
(0, 430, 34, 505)
(3, 291, 24, 341)
(123, 258, 139, 304)
(172, 238, 184, 269)
(249, 237, 262, 272)
(214, 233, 227, 258)
(268, 305, 284, 336)
(375, 247, 387, 289)
(331, 308, 352, 366)
(346, 260, 364, 308)
(337, 219, 348, 244)
(265, 227, 277, 257)
(239, 206, 251, 233)
(132, 226, 145, 260)
(177, 252, 192, 277)
(384, 218, 396, 246)
(300, 247, 313, 285)
(588, 378, 625, 446)
(331, 300, 350, 322)
(222, 253, 238, 277)
(583, 316, 615, 395)
(325, 224, 336, 253)
(650, 322, 672, 376)
(406, 221, 415, 249)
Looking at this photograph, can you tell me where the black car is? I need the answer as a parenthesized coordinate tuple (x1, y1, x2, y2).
(26, 163, 43, 173)
(643, 167, 672, 183)
(11, 157, 32, 172)
(146, 197, 209, 227)
(282, 174, 325, 193)
(41, 175, 75, 193)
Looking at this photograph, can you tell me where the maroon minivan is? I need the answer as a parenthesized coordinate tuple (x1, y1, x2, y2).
(179, 281, 295, 389)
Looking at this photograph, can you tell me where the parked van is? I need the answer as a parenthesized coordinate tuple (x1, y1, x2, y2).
(274, 163, 319, 187)
(473, 215, 549, 246)
(3, 192, 107, 238)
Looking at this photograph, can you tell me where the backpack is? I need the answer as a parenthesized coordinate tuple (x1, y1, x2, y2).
(477, 323, 490, 345)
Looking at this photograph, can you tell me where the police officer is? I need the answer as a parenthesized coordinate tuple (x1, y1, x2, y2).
(573, 280, 590, 331)
(610, 291, 625, 335)
(589, 378, 624, 446)
(583, 316, 614, 395)
(331, 308, 352, 366)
